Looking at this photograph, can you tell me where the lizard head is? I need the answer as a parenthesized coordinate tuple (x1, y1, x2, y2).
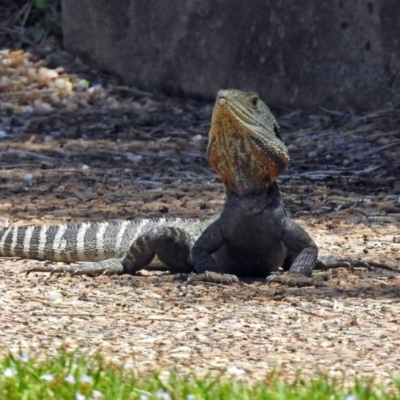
(207, 89, 290, 194)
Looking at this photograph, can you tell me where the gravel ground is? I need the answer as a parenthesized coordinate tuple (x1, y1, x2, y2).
(0, 44, 400, 385)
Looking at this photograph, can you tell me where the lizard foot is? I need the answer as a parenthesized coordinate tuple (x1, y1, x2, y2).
(266, 272, 327, 288)
(26, 258, 124, 277)
(185, 271, 239, 285)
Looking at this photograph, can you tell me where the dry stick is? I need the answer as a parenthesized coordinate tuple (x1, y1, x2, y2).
(318, 108, 351, 117)
(315, 258, 400, 274)
(0, 89, 53, 99)
(355, 141, 400, 158)
(282, 165, 380, 180)
(0, 149, 63, 165)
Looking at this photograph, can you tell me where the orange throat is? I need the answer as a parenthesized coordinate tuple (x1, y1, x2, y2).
(207, 105, 289, 194)
(208, 134, 288, 193)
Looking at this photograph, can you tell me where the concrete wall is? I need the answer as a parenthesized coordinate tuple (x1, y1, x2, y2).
(62, 0, 400, 109)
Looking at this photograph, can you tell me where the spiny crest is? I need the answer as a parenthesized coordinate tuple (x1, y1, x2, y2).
(207, 89, 290, 194)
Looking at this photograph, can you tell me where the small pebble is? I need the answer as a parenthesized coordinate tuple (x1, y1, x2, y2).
(308, 150, 318, 158)
(23, 173, 33, 181)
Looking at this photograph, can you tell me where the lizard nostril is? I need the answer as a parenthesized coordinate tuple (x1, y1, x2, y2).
(217, 89, 230, 99)
(218, 97, 227, 106)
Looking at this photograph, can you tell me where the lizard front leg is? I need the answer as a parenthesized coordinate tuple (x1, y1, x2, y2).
(190, 219, 239, 284)
(266, 218, 325, 287)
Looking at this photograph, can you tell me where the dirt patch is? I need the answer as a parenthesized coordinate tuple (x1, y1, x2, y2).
(0, 45, 400, 384)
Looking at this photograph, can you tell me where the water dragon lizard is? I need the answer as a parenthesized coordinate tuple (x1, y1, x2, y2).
(0, 90, 388, 285)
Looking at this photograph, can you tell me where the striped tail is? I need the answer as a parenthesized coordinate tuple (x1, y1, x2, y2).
(0, 220, 143, 263)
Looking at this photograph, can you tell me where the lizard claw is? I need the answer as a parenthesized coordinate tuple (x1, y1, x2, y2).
(186, 271, 239, 285)
(266, 272, 327, 288)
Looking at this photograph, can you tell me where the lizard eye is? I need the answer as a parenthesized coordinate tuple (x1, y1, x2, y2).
(249, 96, 258, 108)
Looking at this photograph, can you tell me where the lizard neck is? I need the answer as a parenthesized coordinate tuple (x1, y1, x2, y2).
(224, 182, 281, 216)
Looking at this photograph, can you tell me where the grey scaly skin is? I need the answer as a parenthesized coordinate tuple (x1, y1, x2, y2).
(192, 182, 317, 280)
